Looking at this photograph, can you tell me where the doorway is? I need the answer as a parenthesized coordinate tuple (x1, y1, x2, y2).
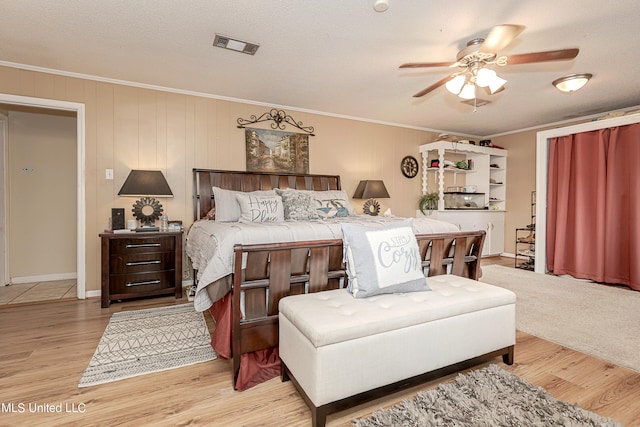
(535, 111, 640, 275)
(0, 93, 86, 299)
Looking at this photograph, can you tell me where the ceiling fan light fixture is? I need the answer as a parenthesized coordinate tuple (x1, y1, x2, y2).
(488, 75, 507, 94)
(552, 73, 592, 92)
(458, 83, 476, 99)
(445, 75, 466, 95)
(475, 68, 496, 87)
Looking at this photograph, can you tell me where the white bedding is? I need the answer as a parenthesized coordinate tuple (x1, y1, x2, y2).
(186, 215, 458, 312)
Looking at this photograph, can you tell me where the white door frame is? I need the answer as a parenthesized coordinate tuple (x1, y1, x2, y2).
(535, 111, 640, 274)
(0, 113, 7, 285)
(0, 93, 86, 299)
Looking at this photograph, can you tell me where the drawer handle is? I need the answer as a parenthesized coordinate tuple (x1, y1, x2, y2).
(125, 260, 161, 266)
(126, 279, 161, 287)
(126, 243, 161, 248)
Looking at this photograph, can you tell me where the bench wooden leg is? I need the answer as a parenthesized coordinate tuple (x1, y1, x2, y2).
(502, 345, 514, 365)
(281, 361, 290, 382)
(311, 406, 327, 427)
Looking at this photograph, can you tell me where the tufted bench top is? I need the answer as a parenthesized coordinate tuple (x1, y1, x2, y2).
(279, 274, 516, 348)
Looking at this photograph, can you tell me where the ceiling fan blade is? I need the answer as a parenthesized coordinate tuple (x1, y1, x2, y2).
(400, 61, 456, 68)
(479, 24, 525, 54)
(412, 75, 452, 98)
(506, 48, 579, 65)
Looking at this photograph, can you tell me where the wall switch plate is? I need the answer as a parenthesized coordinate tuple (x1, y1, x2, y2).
(105, 169, 114, 180)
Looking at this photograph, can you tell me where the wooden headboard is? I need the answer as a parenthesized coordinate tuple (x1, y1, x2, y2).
(192, 169, 342, 221)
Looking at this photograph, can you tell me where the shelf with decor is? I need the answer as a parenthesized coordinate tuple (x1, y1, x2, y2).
(418, 140, 508, 256)
(515, 191, 536, 270)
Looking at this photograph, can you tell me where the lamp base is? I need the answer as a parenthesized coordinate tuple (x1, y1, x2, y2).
(136, 226, 159, 232)
(363, 199, 381, 216)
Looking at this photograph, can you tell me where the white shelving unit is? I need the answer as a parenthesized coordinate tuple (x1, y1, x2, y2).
(418, 141, 508, 256)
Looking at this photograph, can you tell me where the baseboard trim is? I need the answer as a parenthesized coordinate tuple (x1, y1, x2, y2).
(11, 272, 77, 284)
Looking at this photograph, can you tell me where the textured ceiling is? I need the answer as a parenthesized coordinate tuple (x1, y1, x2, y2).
(1, 0, 640, 136)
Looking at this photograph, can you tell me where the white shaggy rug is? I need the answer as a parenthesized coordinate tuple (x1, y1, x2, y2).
(479, 265, 640, 373)
(79, 304, 217, 387)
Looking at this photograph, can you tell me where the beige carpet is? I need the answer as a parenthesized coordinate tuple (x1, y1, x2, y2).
(480, 265, 640, 373)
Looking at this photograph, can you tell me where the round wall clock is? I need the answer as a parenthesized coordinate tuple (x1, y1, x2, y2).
(401, 155, 419, 178)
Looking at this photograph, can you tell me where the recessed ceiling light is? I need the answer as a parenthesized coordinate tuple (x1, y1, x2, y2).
(213, 34, 259, 55)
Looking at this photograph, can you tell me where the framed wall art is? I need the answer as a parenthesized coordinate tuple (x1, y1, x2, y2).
(245, 127, 309, 174)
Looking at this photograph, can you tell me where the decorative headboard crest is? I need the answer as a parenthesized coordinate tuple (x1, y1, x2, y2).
(237, 108, 315, 136)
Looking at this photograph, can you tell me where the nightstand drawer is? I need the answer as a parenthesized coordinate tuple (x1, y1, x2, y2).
(110, 236, 175, 254)
(110, 271, 175, 295)
(100, 231, 183, 307)
(110, 252, 175, 274)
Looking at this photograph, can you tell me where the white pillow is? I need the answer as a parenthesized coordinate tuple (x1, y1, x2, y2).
(212, 187, 276, 222)
(236, 193, 284, 223)
(341, 219, 429, 298)
(315, 198, 351, 219)
(311, 189, 355, 216)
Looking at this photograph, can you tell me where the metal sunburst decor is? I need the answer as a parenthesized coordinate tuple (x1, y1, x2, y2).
(132, 197, 163, 227)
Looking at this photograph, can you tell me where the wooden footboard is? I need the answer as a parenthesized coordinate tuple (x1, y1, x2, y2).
(416, 230, 486, 280)
(229, 230, 486, 388)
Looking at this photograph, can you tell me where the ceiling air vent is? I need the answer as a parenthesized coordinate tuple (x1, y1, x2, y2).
(213, 34, 259, 55)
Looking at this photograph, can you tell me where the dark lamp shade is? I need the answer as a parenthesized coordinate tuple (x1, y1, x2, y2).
(352, 180, 390, 199)
(118, 170, 173, 197)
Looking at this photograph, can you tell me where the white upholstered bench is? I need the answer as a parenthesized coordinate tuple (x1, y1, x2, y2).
(279, 274, 516, 427)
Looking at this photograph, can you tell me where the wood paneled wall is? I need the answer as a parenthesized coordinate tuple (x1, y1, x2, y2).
(0, 65, 439, 292)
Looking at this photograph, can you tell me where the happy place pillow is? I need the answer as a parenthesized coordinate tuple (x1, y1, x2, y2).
(341, 219, 429, 298)
(212, 187, 276, 222)
(236, 193, 284, 223)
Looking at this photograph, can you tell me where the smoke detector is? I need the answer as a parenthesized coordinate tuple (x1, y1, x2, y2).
(373, 0, 389, 12)
(213, 34, 259, 55)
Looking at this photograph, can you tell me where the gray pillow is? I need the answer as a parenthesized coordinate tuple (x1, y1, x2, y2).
(275, 188, 320, 221)
(236, 193, 284, 223)
(341, 219, 429, 298)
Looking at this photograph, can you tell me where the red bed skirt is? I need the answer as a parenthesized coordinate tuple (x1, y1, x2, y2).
(208, 293, 281, 391)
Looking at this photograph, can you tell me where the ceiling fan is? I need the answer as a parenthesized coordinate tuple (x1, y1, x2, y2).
(400, 25, 579, 99)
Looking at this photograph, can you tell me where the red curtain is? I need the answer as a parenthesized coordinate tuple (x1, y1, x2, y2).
(547, 122, 640, 290)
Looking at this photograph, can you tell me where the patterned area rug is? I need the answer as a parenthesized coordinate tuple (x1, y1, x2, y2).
(79, 304, 217, 387)
(353, 365, 622, 427)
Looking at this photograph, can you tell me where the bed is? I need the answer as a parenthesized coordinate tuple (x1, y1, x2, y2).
(186, 168, 479, 390)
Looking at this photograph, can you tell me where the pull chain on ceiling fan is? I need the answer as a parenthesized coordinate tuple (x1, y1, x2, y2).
(400, 24, 580, 99)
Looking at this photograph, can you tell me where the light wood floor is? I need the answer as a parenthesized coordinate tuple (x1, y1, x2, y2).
(1, 257, 639, 427)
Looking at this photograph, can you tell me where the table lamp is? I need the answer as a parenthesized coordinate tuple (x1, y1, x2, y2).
(118, 170, 173, 231)
(352, 180, 390, 216)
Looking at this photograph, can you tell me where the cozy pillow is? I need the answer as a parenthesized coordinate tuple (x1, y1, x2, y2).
(311, 189, 355, 216)
(315, 198, 350, 219)
(236, 193, 284, 223)
(275, 189, 319, 221)
(341, 219, 429, 298)
(212, 187, 276, 222)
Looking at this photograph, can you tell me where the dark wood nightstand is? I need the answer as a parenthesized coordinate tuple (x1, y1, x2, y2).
(100, 231, 183, 308)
